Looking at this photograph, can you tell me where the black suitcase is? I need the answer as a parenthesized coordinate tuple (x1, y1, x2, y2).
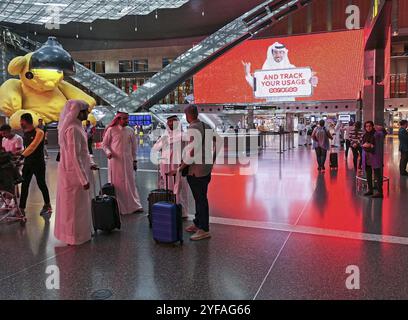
(92, 169, 121, 233)
(101, 183, 115, 197)
(147, 174, 176, 228)
(330, 152, 338, 169)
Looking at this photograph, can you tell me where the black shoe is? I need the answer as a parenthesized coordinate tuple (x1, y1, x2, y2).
(14, 177, 24, 185)
(364, 191, 373, 197)
(401, 172, 408, 177)
(40, 204, 52, 216)
(372, 193, 383, 199)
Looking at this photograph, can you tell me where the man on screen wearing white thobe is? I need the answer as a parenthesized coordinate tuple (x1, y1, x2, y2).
(103, 112, 143, 215)
(242, 42, 318, 102)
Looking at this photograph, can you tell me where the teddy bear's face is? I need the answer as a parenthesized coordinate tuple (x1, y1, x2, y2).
(8, 53, 64, 92)
(24, 68, 64, 92)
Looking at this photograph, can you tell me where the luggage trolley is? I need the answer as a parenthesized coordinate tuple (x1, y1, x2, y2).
(0, 156, 26, 226)
(355, 175, 390, 195)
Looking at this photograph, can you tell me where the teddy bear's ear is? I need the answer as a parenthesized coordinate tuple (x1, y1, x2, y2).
(8, 56, 28, 76)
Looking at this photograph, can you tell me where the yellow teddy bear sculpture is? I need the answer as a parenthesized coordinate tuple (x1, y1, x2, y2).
(0, 37, 96, 129)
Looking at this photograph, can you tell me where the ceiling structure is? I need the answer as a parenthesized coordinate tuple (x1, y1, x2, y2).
(0, 0, 266, 48)
(0, 0, 190, 24)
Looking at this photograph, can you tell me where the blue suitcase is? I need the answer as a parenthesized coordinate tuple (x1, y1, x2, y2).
(152, 201, 183, 245)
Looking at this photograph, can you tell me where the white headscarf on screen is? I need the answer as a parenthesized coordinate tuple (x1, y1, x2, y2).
(262, 42, 296, 70)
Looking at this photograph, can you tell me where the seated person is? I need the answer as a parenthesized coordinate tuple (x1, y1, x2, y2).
(0, 151, 20, 194)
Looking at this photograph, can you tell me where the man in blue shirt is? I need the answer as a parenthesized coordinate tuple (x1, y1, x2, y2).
(399, 120, 408, 176)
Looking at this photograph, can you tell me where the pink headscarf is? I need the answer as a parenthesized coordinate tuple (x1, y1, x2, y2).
(58, 100, 89, 148)
(103, 112, 128, 138)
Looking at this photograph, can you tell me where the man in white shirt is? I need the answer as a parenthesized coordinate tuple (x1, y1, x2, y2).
(0, 124, 23, 155)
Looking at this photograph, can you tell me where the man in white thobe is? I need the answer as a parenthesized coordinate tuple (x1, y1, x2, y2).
(55, 100, 97, 246)
(297, 120, 307, 146)
(152, 115, 192, 218)
(242, 42, 318, 102)
(333, 121, 343, 148)
(103, 112, 143, 215)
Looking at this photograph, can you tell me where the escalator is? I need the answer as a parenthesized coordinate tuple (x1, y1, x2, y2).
(122, 0, 312, 112)
(1, 0, 313, 115)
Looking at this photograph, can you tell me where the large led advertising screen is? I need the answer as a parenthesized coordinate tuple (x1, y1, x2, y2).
(194, 30, 365, 104)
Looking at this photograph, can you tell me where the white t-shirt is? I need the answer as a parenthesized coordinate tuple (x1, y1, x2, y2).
(2, 134, 23, 154)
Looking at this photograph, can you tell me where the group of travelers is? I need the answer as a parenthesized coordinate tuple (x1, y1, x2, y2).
(0, 101, 217, 246)
(310, 118, 399, 199)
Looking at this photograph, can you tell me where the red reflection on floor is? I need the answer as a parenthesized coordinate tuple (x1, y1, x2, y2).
(208, 138, 408, 238)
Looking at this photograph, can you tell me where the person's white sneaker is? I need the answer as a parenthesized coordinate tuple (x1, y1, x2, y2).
(190, 229, 211, 241)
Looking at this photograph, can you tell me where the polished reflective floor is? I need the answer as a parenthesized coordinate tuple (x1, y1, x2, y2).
(1, 136, 408, 299)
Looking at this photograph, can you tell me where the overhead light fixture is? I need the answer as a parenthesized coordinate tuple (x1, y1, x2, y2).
(0, 1, 189, 25)
(33, 2, 68, 7)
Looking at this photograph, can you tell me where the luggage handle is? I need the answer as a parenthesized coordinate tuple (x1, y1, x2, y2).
(164, 173, 176, 191)
(93, 168, 103, 198)
(165, 173, 176, 202)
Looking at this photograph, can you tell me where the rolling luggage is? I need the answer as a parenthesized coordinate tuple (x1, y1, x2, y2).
(151, 174, 183, 245)
(329, 152, 338, 169)
(92, 169, 121, 233)
(148, 189, 175, 228)
(147, 172, 176, 228)
(152, 202, 183, 245)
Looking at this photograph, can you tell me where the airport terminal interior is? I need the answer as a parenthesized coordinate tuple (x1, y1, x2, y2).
(1, 0, 408, 300)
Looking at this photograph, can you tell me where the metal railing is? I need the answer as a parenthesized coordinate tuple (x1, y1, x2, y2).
(259, 131, 296, 153)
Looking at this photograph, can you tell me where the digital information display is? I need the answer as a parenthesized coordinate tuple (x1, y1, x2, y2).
(194, 29, 366, 104)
